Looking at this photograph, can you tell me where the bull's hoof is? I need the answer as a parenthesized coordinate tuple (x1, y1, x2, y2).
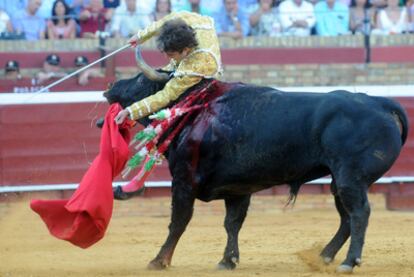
(147, 259, 169, 270)
(321, 256, 333, 265)
(113, 186, 145, 200)
(336, 264, 354, 274)
(216, 257, 238, 270)
(355, 258, 362, 266)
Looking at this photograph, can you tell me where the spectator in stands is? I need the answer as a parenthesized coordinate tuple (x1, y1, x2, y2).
(0, 1, 27, 19)
(371, 0, 387, 9)
(65, 0, 87, 16)
(250, 0, 282, 36)
(215, 0, 250, 38)
(339, 0, 352, 9)
(74, 55, 103, 85)
(349, 0, 373, 34)
(168, 0, 215, 16)
(315, 0, 350, 35)
(36, 54, 67, 84)
(171, 0, 190, 11)
(279, 0, 316, 36)
(151, 0, 171, 21)
(4, 60, 22, 80)
(240, 0, 262, 15)
(408, 0, 414, 32)
(12, 0, 46, 40)
(103, 0, 119, 8)
(37, 0, 56, 19)
(112, 0, 155, 19)
(186, 0, 214, 15)
(79, 0, 113, 38)
(202, 0, 223, 15)
(111, 0, 151, 38)
(371, 0, 409, 34)
(0, 9, 13, 34)
(47, 0, 76, 39)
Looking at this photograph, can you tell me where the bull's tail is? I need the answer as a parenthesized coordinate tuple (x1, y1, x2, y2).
(395, 107, 409, 146)
(376, 97, 409, 146)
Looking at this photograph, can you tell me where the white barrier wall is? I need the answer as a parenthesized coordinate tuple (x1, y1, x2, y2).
(1, 85, 414, 105)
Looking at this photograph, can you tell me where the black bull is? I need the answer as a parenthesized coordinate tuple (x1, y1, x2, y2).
(102, 73, 408, 273)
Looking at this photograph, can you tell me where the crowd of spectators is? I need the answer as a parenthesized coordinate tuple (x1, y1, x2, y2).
(1, 0, 414, 41)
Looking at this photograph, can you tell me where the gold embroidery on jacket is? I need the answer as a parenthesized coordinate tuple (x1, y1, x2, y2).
(128, 11, 222, 120)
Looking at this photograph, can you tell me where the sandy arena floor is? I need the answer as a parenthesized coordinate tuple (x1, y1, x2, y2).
(1, 193, 414, 277)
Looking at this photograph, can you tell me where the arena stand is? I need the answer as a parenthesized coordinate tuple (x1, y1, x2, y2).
(1, 35, 414, 210)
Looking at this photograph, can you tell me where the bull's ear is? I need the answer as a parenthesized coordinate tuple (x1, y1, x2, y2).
(107, 82, 113, 90)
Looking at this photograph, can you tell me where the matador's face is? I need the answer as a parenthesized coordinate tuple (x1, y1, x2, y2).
(163, 47, 192, 64)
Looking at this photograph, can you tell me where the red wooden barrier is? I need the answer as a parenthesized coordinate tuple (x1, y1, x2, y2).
(0, 97, 412, 185)
(371, 46, 414, 63)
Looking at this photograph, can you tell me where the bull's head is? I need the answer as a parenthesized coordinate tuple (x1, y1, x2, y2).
(98, 47, 171, 128)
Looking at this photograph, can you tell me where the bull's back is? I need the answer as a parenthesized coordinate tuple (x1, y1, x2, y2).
(210, 86, 331, 153)
(195, 87, 332, 189)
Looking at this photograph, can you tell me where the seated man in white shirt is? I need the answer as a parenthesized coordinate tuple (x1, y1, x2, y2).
(111, 0, 152, 38)
(279, 0, 316, 36)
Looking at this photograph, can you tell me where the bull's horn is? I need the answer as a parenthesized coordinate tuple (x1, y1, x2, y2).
(135, 46, 169, 82)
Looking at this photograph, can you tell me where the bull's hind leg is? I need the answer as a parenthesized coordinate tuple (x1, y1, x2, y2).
(332, 175, 371, 273)
(148, 181, 195, 270)
(217, 194, 251, 270)
(320, 193, 350, 264)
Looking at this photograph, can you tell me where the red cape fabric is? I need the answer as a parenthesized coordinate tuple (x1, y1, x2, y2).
(30, 104, 131, 248)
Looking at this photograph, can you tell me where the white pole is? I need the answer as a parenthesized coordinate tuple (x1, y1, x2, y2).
(1, 177, 414, 193)
(0, 181, 172, 193)
(36, 44, 131, 93)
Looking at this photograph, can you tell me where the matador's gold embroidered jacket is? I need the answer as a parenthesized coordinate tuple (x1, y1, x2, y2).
(126, 11, 222, 120)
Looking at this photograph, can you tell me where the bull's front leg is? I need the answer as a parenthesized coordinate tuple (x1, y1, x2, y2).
(217, 194, 251, 270)
(148, 181, 195, 270)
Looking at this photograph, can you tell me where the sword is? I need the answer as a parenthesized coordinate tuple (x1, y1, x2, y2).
(36, 44, 131, 93)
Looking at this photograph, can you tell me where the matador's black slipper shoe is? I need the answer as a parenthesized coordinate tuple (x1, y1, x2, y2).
(113, 185, 145, 200)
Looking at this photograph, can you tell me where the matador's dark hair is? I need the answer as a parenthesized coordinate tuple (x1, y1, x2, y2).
(156, 19, 199, 53)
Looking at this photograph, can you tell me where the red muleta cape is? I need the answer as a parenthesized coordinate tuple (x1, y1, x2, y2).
(30, 103, 131, 248)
